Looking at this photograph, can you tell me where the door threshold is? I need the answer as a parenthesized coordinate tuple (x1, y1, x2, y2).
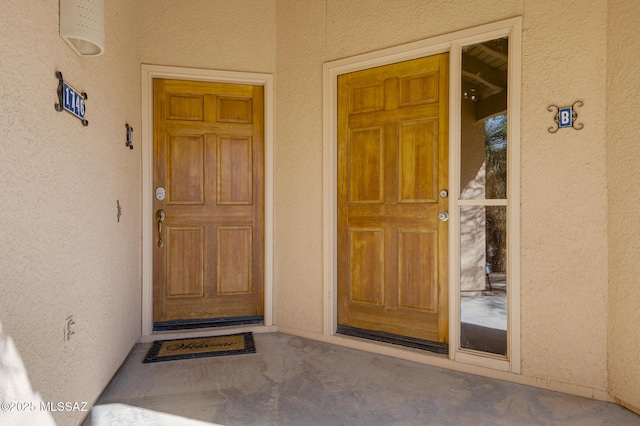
(337, 325, 448, 355)
(154, 316, 263, 332)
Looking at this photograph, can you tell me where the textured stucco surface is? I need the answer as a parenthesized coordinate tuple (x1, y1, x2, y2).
(290, 0, 609, 393)
(607, 0, 640, 411)
(519, 1, 609, 391)
(0, 1, 141, 425)
(139, 0, 276, 73)
(273, 0, 326, 333)
(326, 0, 523, 61)
(2, 1, 638, 421)
(136, 2, 619, 401)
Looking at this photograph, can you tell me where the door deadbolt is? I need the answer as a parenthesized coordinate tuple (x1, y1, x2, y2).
(155, 186, 166, 201)
(440, 189, 448, 198)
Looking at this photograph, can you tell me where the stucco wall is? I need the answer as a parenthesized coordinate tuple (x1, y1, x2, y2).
(0, 1, 141, 425)
(139, 0, 276, 73)
(607, 0, 640, 412)
(135, 2, 615, 396)
(520, 1, 609, 391)
(0, 2, 626, 423)
(273, 0, 610, 393)
(276, 0, 607, 390)
(273, 0, 326, 332)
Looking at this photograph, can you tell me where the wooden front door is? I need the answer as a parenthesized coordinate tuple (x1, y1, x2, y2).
(337, 54, 449, 344)
(153, 79, 264, 326)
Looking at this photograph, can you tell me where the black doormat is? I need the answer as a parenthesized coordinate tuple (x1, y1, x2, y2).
(143, 332, 255, 363)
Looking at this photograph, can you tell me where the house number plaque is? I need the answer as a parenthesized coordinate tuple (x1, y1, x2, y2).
(548, 101, 583, 133)
(55, 71, 88, 126)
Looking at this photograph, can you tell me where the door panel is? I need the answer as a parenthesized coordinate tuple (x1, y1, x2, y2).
(168, 133, 205, 204)
(217, 226, 252, 295)
(218, 136, 252, 204)
(398, 119, 438, 203)
(153, 79, 264, 324)
(338, 54, 449, 343)
(349, 127, 384, 204)
(398, 229, 438, 312)
(399, 71, 440, 106)
(349, 228, 385, 306)
(350, 84, 385, 113)
(167, 94, 204, 121)
(216, 96, 252, 123)
(167, 227, 204, 298)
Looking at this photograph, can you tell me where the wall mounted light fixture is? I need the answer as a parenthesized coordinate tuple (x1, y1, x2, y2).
(59, 0, 105, 56)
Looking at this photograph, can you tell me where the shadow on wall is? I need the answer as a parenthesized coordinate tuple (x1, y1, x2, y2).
(0, 323, 55, 425)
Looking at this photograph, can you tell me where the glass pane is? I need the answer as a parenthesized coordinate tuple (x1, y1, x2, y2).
(460, 205, 507, 356)
(460, 37, 508, 200)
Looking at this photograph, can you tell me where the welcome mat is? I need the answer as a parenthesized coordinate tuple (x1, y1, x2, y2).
(143, 332, 255, 363)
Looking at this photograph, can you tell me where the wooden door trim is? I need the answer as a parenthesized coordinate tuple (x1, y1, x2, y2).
(141, 64, 275, 339)
(322, 18, 522, 373)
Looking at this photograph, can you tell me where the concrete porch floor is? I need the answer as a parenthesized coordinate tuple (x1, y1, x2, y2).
(84, 333, 640, 426)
